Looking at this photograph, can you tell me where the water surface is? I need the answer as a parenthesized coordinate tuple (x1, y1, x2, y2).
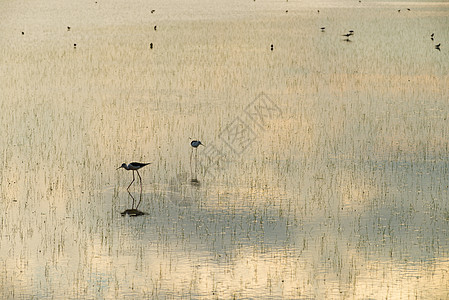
(1, 0, 449, 298)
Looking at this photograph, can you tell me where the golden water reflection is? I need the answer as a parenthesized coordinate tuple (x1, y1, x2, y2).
(1, 0, 449, 298)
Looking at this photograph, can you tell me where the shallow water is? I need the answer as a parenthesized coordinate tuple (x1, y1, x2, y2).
(1, 0, 449, 298)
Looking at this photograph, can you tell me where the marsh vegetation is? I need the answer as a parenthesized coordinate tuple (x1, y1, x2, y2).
(0, 0, 448, 298)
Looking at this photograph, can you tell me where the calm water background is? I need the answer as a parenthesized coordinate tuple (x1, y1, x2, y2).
(1, 0, 449, 298)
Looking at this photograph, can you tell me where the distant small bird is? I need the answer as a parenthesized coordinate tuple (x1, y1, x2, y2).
(190, 140, 203, 180)
(67, 26, 71, 31)
(431, 33, 434, 41)
(270, 44, 274, 51)
(343, 38, 352, 42)
(150, 43, 153, 49)
(285, 10, 288, 13)
(407, 8, 410, 11)
(21, 31, 24, 35)
(154, 25, 157, 30)
(74, 43, 77, 48)
(435, 43, 441, 51)
(317, 10, 320, 13)
(151, 9, 155, 13)
(398, 9, 401, 12)
(349, 30, 354, 34)
(320, 27, 325, 32)
(190, 140, 204, 148)
(117, 162, 151, 192)
(342, 33, 353, 37)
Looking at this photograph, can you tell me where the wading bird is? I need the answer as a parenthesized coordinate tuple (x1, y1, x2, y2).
(117, 162, 151, 193)
(190, 140, 204, 181)
(191, 140, 204, 148)
(435, 43, 441, 51)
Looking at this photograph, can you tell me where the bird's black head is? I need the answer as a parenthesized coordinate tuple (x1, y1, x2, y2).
(117, 163, 127, 170)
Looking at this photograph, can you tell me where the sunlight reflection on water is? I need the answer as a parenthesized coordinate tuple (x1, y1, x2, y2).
(1, 0, 449, 298)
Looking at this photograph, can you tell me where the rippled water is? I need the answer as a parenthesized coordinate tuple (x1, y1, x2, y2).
(1, 0, 449, 298)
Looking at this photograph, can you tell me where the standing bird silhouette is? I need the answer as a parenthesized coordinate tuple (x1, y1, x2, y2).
(117, 162, 151, 193)
(191, 140, 204, 148)
(190, 140, 204, 181)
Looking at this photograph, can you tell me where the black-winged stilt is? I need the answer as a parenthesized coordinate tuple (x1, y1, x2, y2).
(190, 140, 204, 181)
(190, 140, 204, 148)
(117, 162, 150, 192)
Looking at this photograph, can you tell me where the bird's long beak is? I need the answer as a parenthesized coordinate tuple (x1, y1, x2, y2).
(116, 166, 123, 170)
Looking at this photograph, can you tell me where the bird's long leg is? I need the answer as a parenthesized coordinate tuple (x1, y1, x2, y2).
(135, 170, 143, 209)
(136, 192, 142, 209)
(194, 148, 198, 178)
(136, 170, 143, 195)
(190, 148, 193, 178)
(128, 189, 136, 209)
(127, 170, 135, 191)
